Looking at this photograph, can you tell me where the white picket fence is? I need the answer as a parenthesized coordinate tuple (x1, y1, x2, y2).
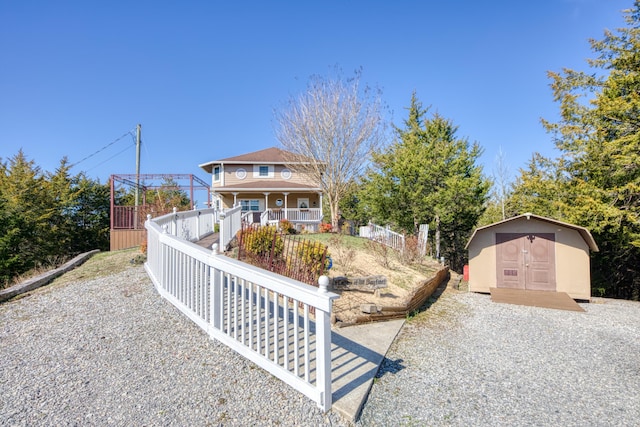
(144, 211, 338, 412)
(359, 223, 406, 252)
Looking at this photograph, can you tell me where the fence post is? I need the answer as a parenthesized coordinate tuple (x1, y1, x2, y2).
(219, 211, 227, 250)
(172, 207, 178, 235)
(210, 243, 221, 331)
(316, 275, 332, 412)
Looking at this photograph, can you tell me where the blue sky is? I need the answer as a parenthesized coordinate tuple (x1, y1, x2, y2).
(0, 0, 631, 188)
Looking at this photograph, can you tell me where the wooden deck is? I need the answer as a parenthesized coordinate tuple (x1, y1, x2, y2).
(490, 287, 585, 312)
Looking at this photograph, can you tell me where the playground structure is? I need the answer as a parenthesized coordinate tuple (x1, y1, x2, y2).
(110, 173, 210, 250)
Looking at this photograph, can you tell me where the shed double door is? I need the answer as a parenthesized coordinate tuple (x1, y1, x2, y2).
(496, 233, 556, 291)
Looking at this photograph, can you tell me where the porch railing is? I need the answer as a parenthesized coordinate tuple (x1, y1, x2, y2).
(264, 208, 323, 224)
(144, 212, 338, 412)
(360, 223, 406, 252)
(219, 205, 242, 249)
(153, 207, 218, 242)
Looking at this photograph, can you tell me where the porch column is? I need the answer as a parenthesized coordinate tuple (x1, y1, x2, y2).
(283, 192, 289, 219)
(263, 192, 270, 211)
(232, 192, 238, 207)
(319, 192, 323, 214)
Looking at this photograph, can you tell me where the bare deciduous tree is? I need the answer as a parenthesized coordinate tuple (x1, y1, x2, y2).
(493, 146, 511, 220)
(274, 69, 385, 230)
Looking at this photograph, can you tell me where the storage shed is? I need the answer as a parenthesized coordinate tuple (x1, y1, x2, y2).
(465, 213, 598, 300)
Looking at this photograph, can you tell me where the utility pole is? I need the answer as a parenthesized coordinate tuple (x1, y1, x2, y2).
(134, 124, 141, 228)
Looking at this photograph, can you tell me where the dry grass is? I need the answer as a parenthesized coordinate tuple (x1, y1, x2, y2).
(52, 248, 142, 287)
(305, 233, 445, 323)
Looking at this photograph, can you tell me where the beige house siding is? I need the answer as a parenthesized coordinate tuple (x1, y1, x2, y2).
(216, 164, 314, 188)
(468, 217, 592, 300)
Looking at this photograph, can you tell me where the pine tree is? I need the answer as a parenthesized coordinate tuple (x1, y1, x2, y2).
(361, 93, 489, 270)
(513, 3, 640, 298)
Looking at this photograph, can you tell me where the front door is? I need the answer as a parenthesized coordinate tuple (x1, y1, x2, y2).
(496, 233, 556, 291)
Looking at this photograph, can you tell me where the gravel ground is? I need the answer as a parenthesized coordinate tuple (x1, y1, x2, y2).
(0, 265, 344, 426)
(2, 265, 639, 427)
(357, 289, 640, 427)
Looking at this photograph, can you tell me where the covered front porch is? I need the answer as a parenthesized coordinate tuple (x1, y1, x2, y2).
(214, 188, 324, 232)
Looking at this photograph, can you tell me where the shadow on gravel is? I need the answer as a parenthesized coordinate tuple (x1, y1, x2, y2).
(376, 357, 405, 377)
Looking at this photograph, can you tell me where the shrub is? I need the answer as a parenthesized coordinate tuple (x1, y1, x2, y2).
(328, 234, 356, 275)
(296, 240, 330, 275)
(319, 222, 333, 233)
(244, 226, 284, 257)
(279, 219, 296, 234)
(140, 241, 148, 254)
(366, 238, 392, 268)
(400, 235, 421, 264)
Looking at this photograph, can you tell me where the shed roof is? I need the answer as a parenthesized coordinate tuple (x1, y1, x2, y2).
(465, 213, 599, 252)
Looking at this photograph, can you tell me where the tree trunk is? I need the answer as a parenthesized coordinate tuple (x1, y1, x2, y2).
(435, 214, 441, 260)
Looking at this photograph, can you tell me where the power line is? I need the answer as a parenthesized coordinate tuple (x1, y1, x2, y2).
(84, 143, 135, 173)
(69, 128, 136, 169)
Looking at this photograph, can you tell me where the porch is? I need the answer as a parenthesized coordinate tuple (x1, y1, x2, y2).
(212, 187, 324, 232)
(257, 208, 323, 232)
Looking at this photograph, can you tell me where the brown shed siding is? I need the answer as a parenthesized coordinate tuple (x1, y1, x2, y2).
(496, 233, 556, 291)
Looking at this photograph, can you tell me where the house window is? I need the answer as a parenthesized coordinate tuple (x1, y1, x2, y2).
(213, 166, 221, 182)
(240, 199, 261, 211)
(253, 165, 273, 178)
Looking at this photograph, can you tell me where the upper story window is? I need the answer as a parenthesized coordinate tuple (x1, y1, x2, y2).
(253, 165, 274, 178)
(213, 166, 221, 182)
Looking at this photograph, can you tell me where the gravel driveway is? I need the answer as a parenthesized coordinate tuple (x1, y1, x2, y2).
(1, 264, 638, 426)
(0, 266, 343, 426)
(358, 289, 640, 426)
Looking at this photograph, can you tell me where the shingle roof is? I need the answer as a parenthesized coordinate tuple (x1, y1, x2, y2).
(465, 213, 599, 251)
(199, 147, 313, 173)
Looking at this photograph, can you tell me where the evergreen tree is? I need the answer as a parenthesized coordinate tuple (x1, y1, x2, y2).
(361, 93, 489, 270)
(512, 3, 640, 298)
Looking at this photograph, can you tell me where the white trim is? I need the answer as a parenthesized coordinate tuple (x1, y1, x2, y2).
(253, 165, 274, 178)
(235, 168, 247, 180)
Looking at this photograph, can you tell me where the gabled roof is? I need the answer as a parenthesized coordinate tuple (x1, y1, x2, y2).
(199, 147, 312, 173)
(465, 213, 599, 252)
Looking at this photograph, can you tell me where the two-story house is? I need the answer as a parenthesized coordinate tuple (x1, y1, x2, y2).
(199, 147, 324, 232)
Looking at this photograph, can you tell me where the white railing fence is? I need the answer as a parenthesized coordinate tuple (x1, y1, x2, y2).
(359, 223, 406, 252)
(153, 207, 218, 242)
(219, 204, 242, 249)
(144, 213, 338, 412)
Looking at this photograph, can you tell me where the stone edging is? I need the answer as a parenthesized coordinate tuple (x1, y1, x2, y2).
(0, 249, 100, 303)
